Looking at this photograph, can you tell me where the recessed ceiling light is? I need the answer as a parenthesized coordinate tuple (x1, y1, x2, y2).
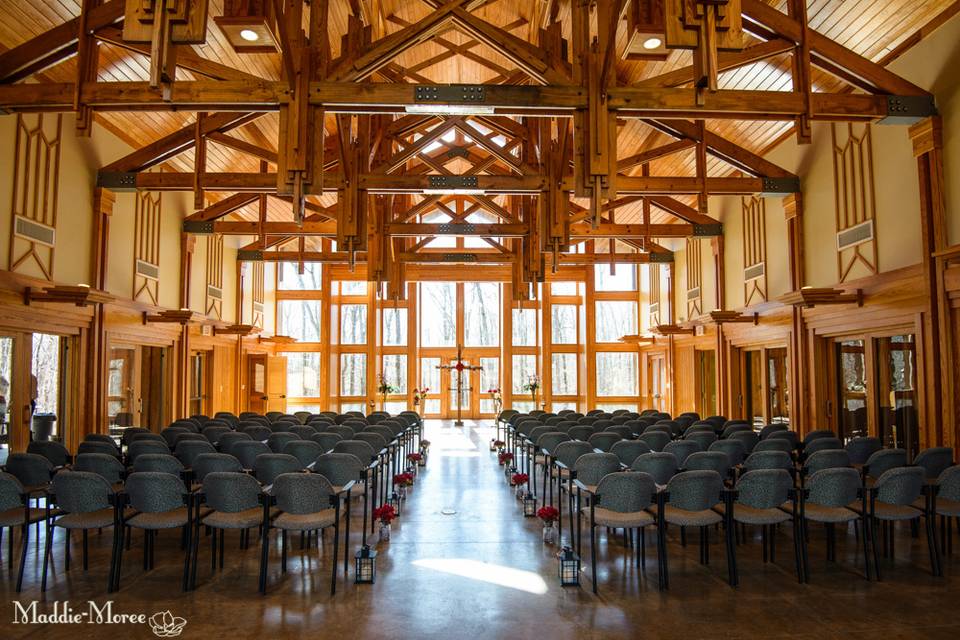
(643, 37, 663, 50)
(239, 29, 260, 42)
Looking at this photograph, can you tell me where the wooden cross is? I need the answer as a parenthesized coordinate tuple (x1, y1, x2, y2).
(437, 344, 482, 427)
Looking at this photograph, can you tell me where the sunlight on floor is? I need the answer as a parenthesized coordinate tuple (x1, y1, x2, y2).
(411, 558, 549, 594)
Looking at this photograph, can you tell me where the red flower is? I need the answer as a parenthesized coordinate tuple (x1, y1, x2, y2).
(407, 452, 423, 462)
(455, 362, 464, 372)
(511, 473, 529, 486)
(394, 472, 414, 486)
(498, 451, 514, 465)
(537, 506, 559, 524)
(373, 504, 397, 524)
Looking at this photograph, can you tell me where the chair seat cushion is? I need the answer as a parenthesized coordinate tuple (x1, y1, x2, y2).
(333, 481, 365, 496)
(56, 509, 116, 530)
(127, 507, 190, 530)
(0, 507, 46, 527)
(718, 503, 791, 526)
(658, 504, 723, 527)
(583, 506, 654, 528)
(272, 508, 337, 531)
(934, 497, 960, 517)
(800, 503, 859, 523)
(852, 502, 921, 521)
(203, 507, 263, 529)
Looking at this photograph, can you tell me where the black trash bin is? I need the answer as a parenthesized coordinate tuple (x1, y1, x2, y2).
(32, 413, 56, 442)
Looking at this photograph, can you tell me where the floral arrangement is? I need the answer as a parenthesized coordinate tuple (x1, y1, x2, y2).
(373, 504, 397, 525)
(493, 439, 505, 449)
(394, 472, 414, 487)
(412, 387, 429, 407)
(407, 452, 423, 464)
(498, 451, 514, 465)
(537, 505, 559, 525)
(377, 373, 398, 397)
(419, 440, 431, 450)
(488, 387, 503, 413)
(510, 473, 529, 487)
(522, 375, 540, 402)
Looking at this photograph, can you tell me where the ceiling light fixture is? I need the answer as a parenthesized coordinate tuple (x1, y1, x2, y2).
(239, 29, 260, 42)
(642, 37, 662, 49)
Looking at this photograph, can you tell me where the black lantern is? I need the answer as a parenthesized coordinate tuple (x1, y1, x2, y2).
(355, 545, 377, 584)
(523, 492, 537, 517)
(388, 491, 402, 516)
(558, 546, 580, 586)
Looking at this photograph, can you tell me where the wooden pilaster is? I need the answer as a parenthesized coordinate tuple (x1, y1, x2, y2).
(783, 193, 810, 434)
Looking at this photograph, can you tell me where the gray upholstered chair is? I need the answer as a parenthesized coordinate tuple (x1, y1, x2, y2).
(753, 438, 794, 454)
(259, 472, 352, 595)
(191, 453, 242, 485)
(656, 470, 733, 589)
(684, 451, 731, 477)
(723, 469, 801, 585)
(587, 432, 621, 453)
(0, 471, 43, 592)
(113, 472, 194, 592)
(85, 433, 120, 450)
(914, 447, 954, 483)
(327, 425, 356, 440)
(862, 448, 907, 487)
(78, 440, 121, 459)
(253, 453, 303, 485)
(567, 425, 594, 442)
(42, 471, 118, 591)
(160, 428, 189, 448)
(933, 465, 960, 555)
(721, 423, 753, 439)
(803, 429, 835, 445)
(766, 430, 799, 450)
(802, 449, 851, 484)
(283, 440, 324, 468)
(638, 430, 671, 452)
(132, 453, 185, 477)
(709, 439, 746, 468)
(195, 471, 263, 586)
(27, 440, 71, 468)
(664, 440, 701, 467)
(241, 425, 272, 441)
(685, 431, 718, 451)
(743, 450, 794, 474)
(610, 440, 651, 467)
(73, 453, 125, 488)
(798, 467, 870, 582)
(845, 437, 882, 466)
(729, 430, 760, 454)
(266, 432, 300, 454)
(127, 440, 171, 464)
(217, 431, 253, 455)
(311, 432, 343, 453)
(233, 441, 272, 471)
(201, 425, 231, 445)
(603, 425, 634, 440)
(290, 425, 317, 441)
(759, 423, 789, 440)
(803, 437, 843, 458)
(577, 471, 658, 593)
(174, 439, 217, 469)
(630, 452, 679, 487)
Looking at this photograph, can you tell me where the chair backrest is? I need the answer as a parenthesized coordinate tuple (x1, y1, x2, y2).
(609, 415, 630, 425)
(51, 471, 112, 514)
(121, 427, 151, 446)
(232, 441, 272, 469)
(572, 452, 621, 486)
(708, 439, 746, 467)
(684, 451, 731, 476)
(73, 453, 125, 485)
(536, 432, 571, 454)
(704, 416, 727, 431)
(253, 453, 303, 485)
(766, 430, 799, 449)
(630, 452, 679, 486)
(289, 425, 317, 440)
(190, 414, 210, 426)
(803, 449, 851, 476)
(283, 440, 324, 467)
(311, 453, 364, 487)
(5, 453, 54, 487)
(174, 432, 208, 447)
(265, 411, 285, 422)
(595, 472, 656, 513)
(327, 425, 356, 440)
(132, 454, 184, 476)
(728, 430, 760, 454)
(753, 438, 794, 454)
(587, 433, 621, 452)
(736, 469, 792, 510)
(721, 423, 753, 439)
(174, 439, 217, 468)
(0, 472, 25, 512)
(936, 465, 960, 503)
(914, 447, 954, 481)
(577, 416, 598, 426)
(759, 423, 789, 440)
(267, 432, 300, 453)
(685, 431, 718, 450)
(498, 409, 518, 424)
(743, 450, 793, 472)
(803, 437, 843, 457)
(552, 441, 594, 469)
(27, 440, 70, 467)
(294, 411, 313, 424)
(603, 425, 634, 440)
(610, 440, 651, 466)
(663, 439, 701, 466)
(683, 424, 715, 437)
(125, 472, 187, 513)
(806, 467, 861, 508)
(863, 448, 907, 479)
(665, 470, 723, 512)
(202, 426, 232, 445)
(354, 432, 388, 452)
(803, 429, 835, 445)
(567, 426, 594, 442)
(192, 453, 243, 482)
(844, 437, 882, 466)
(217, 431, 253, 455)
(78, 440, 121, 458)
(311, 432, 343, 452)
(170, 419, 200, 433)
(241, 425, 272, 441)
(637, 430, 671, 452)
(874, 466, 924, 506)
(202, 471, 260, 514)
(273, 472, 334, 515)
(333, 440, 376, 465)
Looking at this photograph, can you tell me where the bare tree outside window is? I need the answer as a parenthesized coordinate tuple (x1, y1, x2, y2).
(551, 305, 577, 344)
(278, 300, 321, 342)
(595, 301, 638, 342)
(278, 262, 322, 290)
(512, 308, 537, 346)
(465, 283, 499, 347)
(420, 282, 457, 347)
(340, 354, 366, 396)
(31, 333, 60, 416)
(287, 353, 320, 397)
(340, 304, 368, 344)
(383, 308, 407, 346)
(551, 353, 577, 395)
(383, 355, 407, 393)
(596, 352, 638, 396)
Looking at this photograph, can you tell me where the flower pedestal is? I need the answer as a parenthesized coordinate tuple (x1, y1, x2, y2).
(542, 523, 559, 545)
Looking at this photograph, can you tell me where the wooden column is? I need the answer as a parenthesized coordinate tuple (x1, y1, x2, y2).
(234, 261, 244, 414)
(910, 117, 953, 448)
(176, 233, 195, 419)
(783, 193, 811, 435)
(712, 235, 725, 311)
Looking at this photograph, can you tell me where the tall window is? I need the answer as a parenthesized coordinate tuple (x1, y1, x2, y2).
(595, 264, 637, 292)
(278, 262, 322, 290)
(382, 354, 407, 394)
(464, 283, 500, 347)
(551, 305, 578, 344)
(278, 300, 320, 342)
(340, 304, 367, 344)
(420, 282, 457, 346)
(596, 352, 638, 397)
(512, 308, 537, 346)
(340, 354, 366, 397)
(595, 301, 638, 342)
(551, 353, 577, 396)
(382, 308, 407, 346)
(287, 353, 320, 397)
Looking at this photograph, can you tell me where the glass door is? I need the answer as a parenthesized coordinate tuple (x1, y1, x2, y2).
(744, 350, 764, 428)
(108, 346, 138, 430)
(767, 348, 789, 425)
(447, 357, 474, 420)
(0, 335, 14, 447)
(837, 339, 868, 441)
(876, 335, 918, 456)
(696, 350, 717, 416)
(189, 351, 210, 417)
(648, 354, 666, 412)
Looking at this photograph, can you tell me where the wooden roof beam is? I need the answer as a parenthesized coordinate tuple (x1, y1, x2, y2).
(185, 193, 260, 222)
(634, 39, 795, 89)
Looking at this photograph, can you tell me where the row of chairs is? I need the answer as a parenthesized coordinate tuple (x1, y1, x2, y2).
(1, 410, 422, 595)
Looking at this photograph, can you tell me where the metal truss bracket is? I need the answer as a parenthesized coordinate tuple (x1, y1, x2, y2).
(650, 252, 675, 263)
(427, 175, 480, 189)
(182, 220, 214, 234)
(880, 95, 937, 125)
(96, 171, 138, 191)
(415, 84, 486, 104)
(692, 223, 723, 237)
(237, 250, 264, 261)
(440, 253, 478, 262)
(437, 223, 476, 235)
(759, 176, 801, 196)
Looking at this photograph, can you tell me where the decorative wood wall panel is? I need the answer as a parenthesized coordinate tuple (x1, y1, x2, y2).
(649, 263, 661, 326)
(8, 113, 62, 280)
(252, 261, 264, 328)
(133, 190, 162, 305)
(832, 123, 878, 282)
(686, 238, 702, 319)
(205, 234, 224, 319)
(742, 195, 767, 306)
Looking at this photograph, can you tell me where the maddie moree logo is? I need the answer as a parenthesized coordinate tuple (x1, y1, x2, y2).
(12, 601, 187, 637)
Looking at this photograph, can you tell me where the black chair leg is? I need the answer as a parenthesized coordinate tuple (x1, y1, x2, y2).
(870, 517, 882, 582)
(924, 513, 941, 577)
(17, 523, 30, 593)
(590, 522, 597, 595)
(83, 529, 89, 571)
(281, 530, 287, 573)
(211, 528, 217, 572)
(258, 527, 270, 594)
(41, 521, 54, 592)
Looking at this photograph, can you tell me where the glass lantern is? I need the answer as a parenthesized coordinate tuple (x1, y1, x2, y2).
(558, 546, 580, 586)
(388, 491, 402, 515)
(523, 493, 537, 517)
(355, 546, 377, 584)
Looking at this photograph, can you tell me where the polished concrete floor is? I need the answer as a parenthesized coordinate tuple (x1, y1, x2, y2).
(3, 420, 958, 639)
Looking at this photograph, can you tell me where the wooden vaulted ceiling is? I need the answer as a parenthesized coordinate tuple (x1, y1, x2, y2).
(0, 0, 954, 244)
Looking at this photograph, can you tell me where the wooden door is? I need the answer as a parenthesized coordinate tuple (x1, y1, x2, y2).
(265, 355, 288, 413)
(247, 354, 268, 414)
(648, 355, 666, 412)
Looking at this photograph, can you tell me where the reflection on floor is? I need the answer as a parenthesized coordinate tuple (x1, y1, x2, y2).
(3, 420, 957, 639)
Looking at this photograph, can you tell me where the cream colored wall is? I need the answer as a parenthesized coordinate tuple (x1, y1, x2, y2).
(221, 242, 238, 323)
(189, 235, 208, 314)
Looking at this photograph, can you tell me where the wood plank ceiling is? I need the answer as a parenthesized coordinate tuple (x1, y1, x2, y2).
(0, 0, 953, 242)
